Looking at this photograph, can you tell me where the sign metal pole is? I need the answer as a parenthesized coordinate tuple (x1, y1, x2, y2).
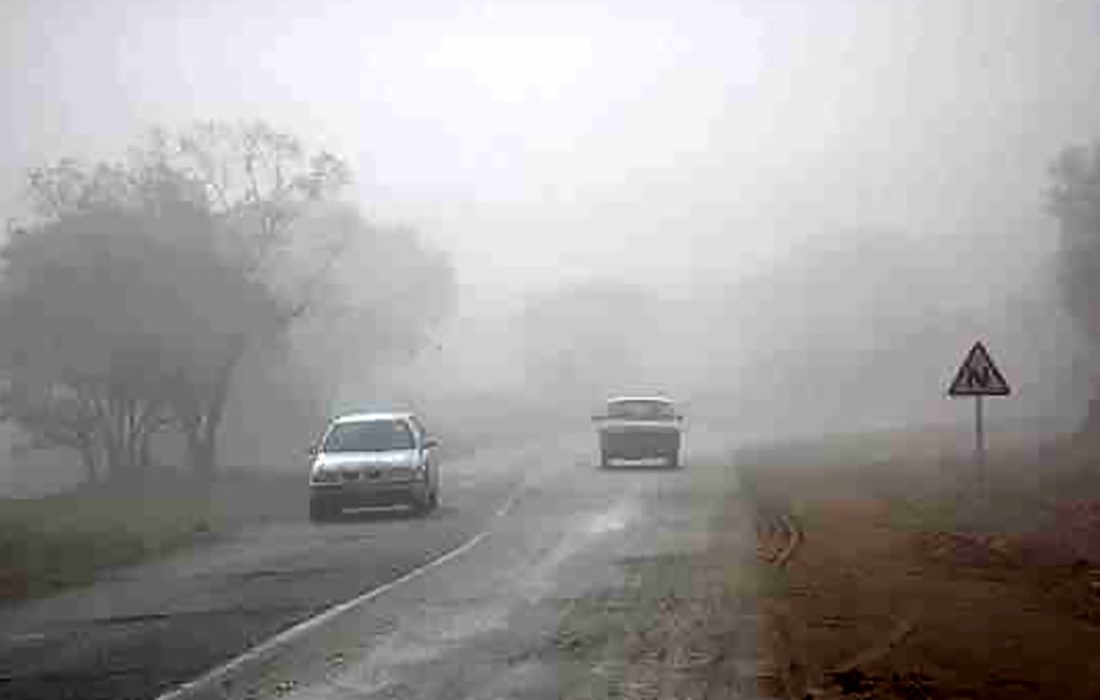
(974, 394, 983, 458)
(975, 394, 985, 501)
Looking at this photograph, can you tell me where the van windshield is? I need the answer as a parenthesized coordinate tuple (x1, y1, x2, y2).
(321, 420, 415, 453)
(607, 400, 675, 420)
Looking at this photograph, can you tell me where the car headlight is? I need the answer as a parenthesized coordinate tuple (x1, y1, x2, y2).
(311, 468, 340, 484)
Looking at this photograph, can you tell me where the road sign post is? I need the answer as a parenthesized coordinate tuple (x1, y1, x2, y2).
(948, 341, 1010, 502)
(975, 394, 984, 463)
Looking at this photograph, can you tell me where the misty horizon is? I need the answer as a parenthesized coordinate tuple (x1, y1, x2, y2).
(3, 0, 1098, 493)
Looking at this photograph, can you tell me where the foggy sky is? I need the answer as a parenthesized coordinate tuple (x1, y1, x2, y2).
(3, 0, 1100, 463)
(5, 0, 1099, 296)
(4, 1, 1100, 496)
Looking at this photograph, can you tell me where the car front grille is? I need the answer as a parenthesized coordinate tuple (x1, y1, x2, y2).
(339, 466, 415, 482)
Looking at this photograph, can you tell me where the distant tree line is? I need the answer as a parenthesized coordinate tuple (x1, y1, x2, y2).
(0, 121, 454, 484)
(520, 281, 660, 411)
(1047, 142, 1100, 435)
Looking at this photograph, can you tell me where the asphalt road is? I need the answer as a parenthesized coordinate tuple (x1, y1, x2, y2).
(0, 429, 754, 700)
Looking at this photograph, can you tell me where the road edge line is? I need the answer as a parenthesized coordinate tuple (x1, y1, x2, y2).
(156, 530, 489, 700)
(495, 486, 523, 517)
(154, 478, 533, 700)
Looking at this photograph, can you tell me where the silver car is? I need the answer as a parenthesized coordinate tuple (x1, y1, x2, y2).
(308, 412, 441, 521)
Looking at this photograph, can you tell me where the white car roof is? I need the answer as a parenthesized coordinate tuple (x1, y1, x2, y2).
(607, 396, 674, 404)
(332, 411, 415, 425)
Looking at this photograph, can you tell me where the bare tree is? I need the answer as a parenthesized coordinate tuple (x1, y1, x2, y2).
(1, 121, 458, 483)
(0, 379, 101, 483)
(0, 203, 219, 483)
(127, 122, 351, 478)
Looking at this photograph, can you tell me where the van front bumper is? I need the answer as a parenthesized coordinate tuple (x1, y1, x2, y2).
(598, 427, 681, 459)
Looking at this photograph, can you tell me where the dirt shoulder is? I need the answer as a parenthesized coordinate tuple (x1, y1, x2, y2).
(743, 433, 1100, 699)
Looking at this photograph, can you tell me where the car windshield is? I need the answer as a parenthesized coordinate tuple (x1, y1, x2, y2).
(607, 400, 674, 419)
(321, 420, 415, 453)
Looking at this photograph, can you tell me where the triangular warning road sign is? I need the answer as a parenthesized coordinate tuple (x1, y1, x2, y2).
(948, 341, 1011, 397)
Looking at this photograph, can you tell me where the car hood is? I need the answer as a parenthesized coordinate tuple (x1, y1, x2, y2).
(313, 450, 420, 470)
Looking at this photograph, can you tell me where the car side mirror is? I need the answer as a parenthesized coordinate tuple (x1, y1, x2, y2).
(423, 438, 440, 450)
(306, 444, 318, 457)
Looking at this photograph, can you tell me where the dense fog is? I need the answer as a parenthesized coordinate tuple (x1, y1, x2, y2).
(2, 0, 1098, 494)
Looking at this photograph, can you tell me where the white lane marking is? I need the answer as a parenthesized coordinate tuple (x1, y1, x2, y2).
(521, 492, 641, 602)
(290, 487, 641, 698)
(5, 632, 47, 645)
(157, 532, 490, 700)
(156, 481, 526, 700)
(495, 484, 524, 517)
(585, 499, 635, 535)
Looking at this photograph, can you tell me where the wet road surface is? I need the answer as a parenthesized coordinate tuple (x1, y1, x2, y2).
(0, 430, 755, 699)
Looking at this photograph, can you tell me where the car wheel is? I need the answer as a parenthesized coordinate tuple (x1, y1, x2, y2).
(428, 489, 439, 510)
(411, 488, 432, 517)
(309, 497, 334, 523)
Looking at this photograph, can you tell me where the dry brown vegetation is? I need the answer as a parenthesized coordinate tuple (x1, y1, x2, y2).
(744, 430, 1100, 699)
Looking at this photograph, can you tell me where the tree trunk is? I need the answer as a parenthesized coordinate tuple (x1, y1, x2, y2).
(99, 394, 148, 484)
(1083, 394, 1100, 438)
(197, 434, 217, 481)
(138, 429, 153, 470)
(185, 422, 217, 482)
(183, 409, 221, 482)
(184, 346, 241, 483)
(78, 439, 98, 484)
(100, 417, 122, 483)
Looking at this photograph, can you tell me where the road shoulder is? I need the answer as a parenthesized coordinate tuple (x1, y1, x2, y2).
(741, 434, 1100, 699)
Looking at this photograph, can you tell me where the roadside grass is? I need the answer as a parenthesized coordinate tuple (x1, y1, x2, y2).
(0, 470, 305, 603)
(0, 484, 211, 601)
(736, 428, 1090, 535)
